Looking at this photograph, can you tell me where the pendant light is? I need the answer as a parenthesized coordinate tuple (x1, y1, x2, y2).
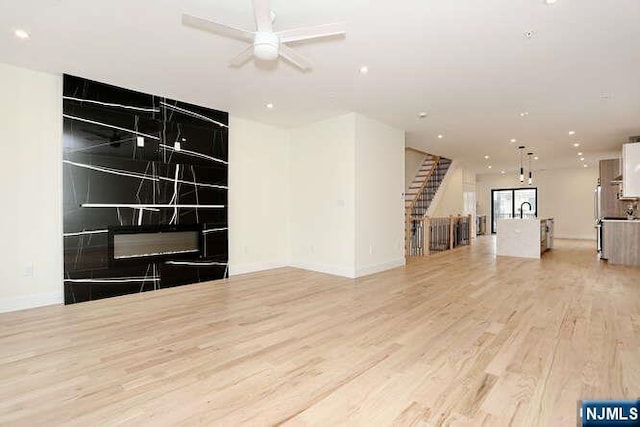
(518, 146, 525, 183)
(527, 153, 533, 185)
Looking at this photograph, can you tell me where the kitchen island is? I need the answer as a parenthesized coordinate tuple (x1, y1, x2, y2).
(496, 218, 554, 259)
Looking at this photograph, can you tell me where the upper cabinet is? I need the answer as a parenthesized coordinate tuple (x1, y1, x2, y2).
(622, 142, 640, 198)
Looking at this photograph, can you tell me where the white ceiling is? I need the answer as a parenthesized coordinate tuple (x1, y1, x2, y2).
(1, 0, 639, 172)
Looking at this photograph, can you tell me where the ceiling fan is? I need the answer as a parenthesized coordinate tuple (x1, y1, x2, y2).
(182, 0, 346, 71)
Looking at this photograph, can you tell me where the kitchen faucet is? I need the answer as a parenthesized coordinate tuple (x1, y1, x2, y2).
(520, 201, 532, 219)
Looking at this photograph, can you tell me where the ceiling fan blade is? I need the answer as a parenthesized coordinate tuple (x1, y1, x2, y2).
(182, 13, 254, 42)
(278, 22, 346, 43)
(229, 46, 254, 67)
(252, 0, 273, 32)
(278, 45, 312, 71)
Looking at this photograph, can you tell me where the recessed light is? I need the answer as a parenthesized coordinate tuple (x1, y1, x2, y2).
(534, 156, 539, 160)
(484, 155, 490, 159)
(545, 0, 557, 4)
(510, 138, 517, 143)
(580, 157, 585, 161)
(14, 29, 29, 40)
(359, 65, 369, 75)
(488, 165, 493, 169)
(519, 112, 529, 117)
(181, 137, 187, 142)
(583, 164, 588, 168)
(573, 143, 580, 147)
(418, 112, 427, 119)
(577, 152, 583, 156)
(568, 131, 576, 135)
(437, 134, 443, 139)
(266, 103, 274, 109)
(501, 170, 505, 174)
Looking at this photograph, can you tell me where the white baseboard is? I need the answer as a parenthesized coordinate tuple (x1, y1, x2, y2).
(229, 261, 288, 276)
(554, 234, 596, 240)
(0, 291, 63, 314)
(289, 261, 356, 279)
(356, 258, 406, 278)
(232, 258, 406, 280)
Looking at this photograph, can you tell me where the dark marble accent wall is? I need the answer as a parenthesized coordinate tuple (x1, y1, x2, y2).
(63, 75, 228, 304)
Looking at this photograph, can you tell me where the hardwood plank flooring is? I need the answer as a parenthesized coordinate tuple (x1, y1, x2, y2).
(1, 238, 639, 426)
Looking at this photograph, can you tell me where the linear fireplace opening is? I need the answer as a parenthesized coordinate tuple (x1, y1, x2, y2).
(109, 225, 202, 264)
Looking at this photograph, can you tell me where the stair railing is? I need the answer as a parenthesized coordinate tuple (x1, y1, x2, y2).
(409, 214, 472, 256)
(405, 156, 440, 255)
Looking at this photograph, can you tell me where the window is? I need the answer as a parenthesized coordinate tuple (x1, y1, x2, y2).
(491, 188, 537, 233)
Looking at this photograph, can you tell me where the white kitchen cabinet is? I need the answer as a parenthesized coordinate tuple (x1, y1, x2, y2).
(623, 142, 640, 198)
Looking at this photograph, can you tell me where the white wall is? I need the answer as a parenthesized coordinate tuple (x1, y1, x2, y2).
(431, 163, 464, 217)
(428, 162, 477, 236)
(430, 163, 476, 213)
(289, 114, 357, 277)
(288, 113, 406, 278)
(405, 148, 426, 189)
(355, 115, 405, 276)
(0, 63, 63, 313)
(228, 117, 290, 275)
(477, 167, 598, 239)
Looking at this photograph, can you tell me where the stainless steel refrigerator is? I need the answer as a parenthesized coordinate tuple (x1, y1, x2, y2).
(594, 184, 603, 257)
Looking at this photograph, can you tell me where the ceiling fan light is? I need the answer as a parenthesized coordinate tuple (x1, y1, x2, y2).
(253, 32, 280, 61)
(253, 43, 279, 61)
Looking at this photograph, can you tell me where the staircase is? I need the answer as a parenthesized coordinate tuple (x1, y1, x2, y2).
(404, 154, 452, 256)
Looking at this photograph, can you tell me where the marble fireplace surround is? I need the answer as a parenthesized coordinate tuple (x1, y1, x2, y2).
(62, 75, 229, 304)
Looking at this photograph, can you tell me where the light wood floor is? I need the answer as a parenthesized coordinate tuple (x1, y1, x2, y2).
(1, 238, 639, 426)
